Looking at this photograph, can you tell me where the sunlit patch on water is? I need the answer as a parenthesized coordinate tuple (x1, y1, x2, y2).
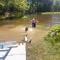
(29, 28, 33, 32)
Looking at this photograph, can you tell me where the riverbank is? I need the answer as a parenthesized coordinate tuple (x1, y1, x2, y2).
(42, 12, 60, 15)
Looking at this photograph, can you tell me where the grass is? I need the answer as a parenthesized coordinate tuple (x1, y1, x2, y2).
(27, 38, 60, 60)
(27, 26, 60, 60)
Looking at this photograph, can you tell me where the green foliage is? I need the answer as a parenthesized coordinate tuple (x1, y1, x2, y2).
(0, 0, 29, 18)
(44, 25, 60, 60)
(0, 2, 5, 15)
(1, 0, 60, 18)
(51, 25, 60, 32)
(45, 25, 60, 46)
(27, 0, 52, 14)
(53, 0, 60, 11)
(15, 0, 29, 10)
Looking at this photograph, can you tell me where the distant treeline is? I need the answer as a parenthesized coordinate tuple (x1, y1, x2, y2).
(0, 0, 60, 18)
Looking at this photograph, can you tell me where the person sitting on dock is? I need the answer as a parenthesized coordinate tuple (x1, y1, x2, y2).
(24, 34, 28, 42)
(24, 34, 31, 44)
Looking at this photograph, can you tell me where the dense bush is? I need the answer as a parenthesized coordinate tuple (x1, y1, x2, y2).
(45, 25, 60, 46)
(0, 0, 29, 18)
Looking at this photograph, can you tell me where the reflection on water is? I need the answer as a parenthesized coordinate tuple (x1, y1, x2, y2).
(52, 14, 60, 25)
(37, 14, 60, 27)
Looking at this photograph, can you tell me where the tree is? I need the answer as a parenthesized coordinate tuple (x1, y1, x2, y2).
(0, 3, 5, 15)
(28, 0, 52, 14)
(0, 0, 29, 17)
(14, 0, 29, 16)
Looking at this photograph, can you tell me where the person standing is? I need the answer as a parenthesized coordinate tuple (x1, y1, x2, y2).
(24, 34, 28, 42)
(31, 18, 37, 28)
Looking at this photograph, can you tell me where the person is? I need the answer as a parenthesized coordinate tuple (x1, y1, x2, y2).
(24, 34, 28, 42)
(28, 39, 31, 44)
(31, 18, 37, 28)
(24, 34, 32, 44)
(25, 26, 28, 32)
